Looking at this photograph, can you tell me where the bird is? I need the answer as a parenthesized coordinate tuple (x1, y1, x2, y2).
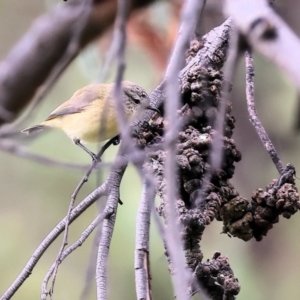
(22, 81, 158, 161)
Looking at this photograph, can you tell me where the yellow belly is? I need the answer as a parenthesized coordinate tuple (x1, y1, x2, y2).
(43, 101, 120, 144)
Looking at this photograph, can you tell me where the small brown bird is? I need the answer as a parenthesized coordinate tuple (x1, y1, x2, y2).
(22, 81, 157, 160)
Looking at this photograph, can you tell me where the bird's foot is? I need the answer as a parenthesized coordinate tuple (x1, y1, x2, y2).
(91, 153, 101, 162)
(112, 135, 120, 146)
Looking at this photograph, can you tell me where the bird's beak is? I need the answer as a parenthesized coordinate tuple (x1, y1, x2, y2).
(146, 106, 160, 114)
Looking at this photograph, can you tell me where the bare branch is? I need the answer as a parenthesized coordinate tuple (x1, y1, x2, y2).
(1, 182, 107, 300)
(113, 0, 129, 131)
(80, 221, 102, 300)
(180, 18, 233, 74)
(163, 1, 206, 299)
(0, 139, 89, 170)
(42, 136, 118, 298)
(134, 18, 234, 133)
(0, 0, 93, 137)
(94, 1, 131, 298)
(135, 178, 156, 300)
(225, 0, 300, 92)
(0, 0, 156, 127)
(41, 210, 109, 300)
(96, 154, 127, 300)
(245, 49, 283, 173)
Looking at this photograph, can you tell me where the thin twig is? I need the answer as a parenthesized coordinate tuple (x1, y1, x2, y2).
(245, 49, 283, 173)
(95, 1, 129, 299)
(113, 0, 137, 156)
(41, 210, 109, 300)
(84, 145, 148, 300)
(80, 148, 147, 299)
(80, 221, 103, 300)
(0, 139, 89, 170)
(80, 0, 129, 292)
(163, 1, 205, 299)
(0, 135, 145, 173)
(43, 136, 118, 298)
(0, 182, 107, 300)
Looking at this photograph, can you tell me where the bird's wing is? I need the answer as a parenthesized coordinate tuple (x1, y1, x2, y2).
(45, 84, 106, 121)
(45, 100, 82, 121)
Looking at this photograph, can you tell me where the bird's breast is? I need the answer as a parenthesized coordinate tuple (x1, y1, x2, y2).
(60, 100, 120, 144)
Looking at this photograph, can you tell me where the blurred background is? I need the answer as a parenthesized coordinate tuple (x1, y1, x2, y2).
(0, 0, 300, 299)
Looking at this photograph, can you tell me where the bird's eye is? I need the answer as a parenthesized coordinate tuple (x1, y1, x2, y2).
(133, 98, 141, 104)
(141, 92, 147, 98)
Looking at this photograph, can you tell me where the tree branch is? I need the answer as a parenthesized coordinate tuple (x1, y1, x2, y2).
(245, 49, 283, 173)
(144, 17, 242, 299)
(163, 0, 206, 298)
(0, 138, 89, 170)
(42, 137, 118, 298)
(225, 0, 300, 92)
(1, 182, 107, 300)
(95, 153, 127, 300)
(134, 178, 155, 300)
(41, 210, 108, 300)
(0, 0, 156, 126)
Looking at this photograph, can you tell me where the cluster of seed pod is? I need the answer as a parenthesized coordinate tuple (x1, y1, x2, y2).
(221, 179, 300, 241)
(143, 57, 300, 299)
(195, 252, 240, 299)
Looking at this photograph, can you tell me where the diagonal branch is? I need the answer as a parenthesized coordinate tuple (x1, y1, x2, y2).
(245, 49, 283, 173)
(0, 182, 107, 300)
(225, 0, 300, 92)
(41, 209, 109, 300)
(42, 136, 118, 298)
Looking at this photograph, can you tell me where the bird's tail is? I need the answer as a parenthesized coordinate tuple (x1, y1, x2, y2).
(21, 124, 46, 134)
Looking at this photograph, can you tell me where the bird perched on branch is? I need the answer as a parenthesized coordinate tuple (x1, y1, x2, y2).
(22, 81, 158, 161)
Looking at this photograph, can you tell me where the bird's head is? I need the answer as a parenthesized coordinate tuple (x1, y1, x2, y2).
(122, 81, 159, 118)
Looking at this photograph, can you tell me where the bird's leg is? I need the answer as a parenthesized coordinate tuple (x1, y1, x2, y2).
(96, 135, 121, 158)
(73, 139, 99, 162)
(73, 135, 120, 162)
